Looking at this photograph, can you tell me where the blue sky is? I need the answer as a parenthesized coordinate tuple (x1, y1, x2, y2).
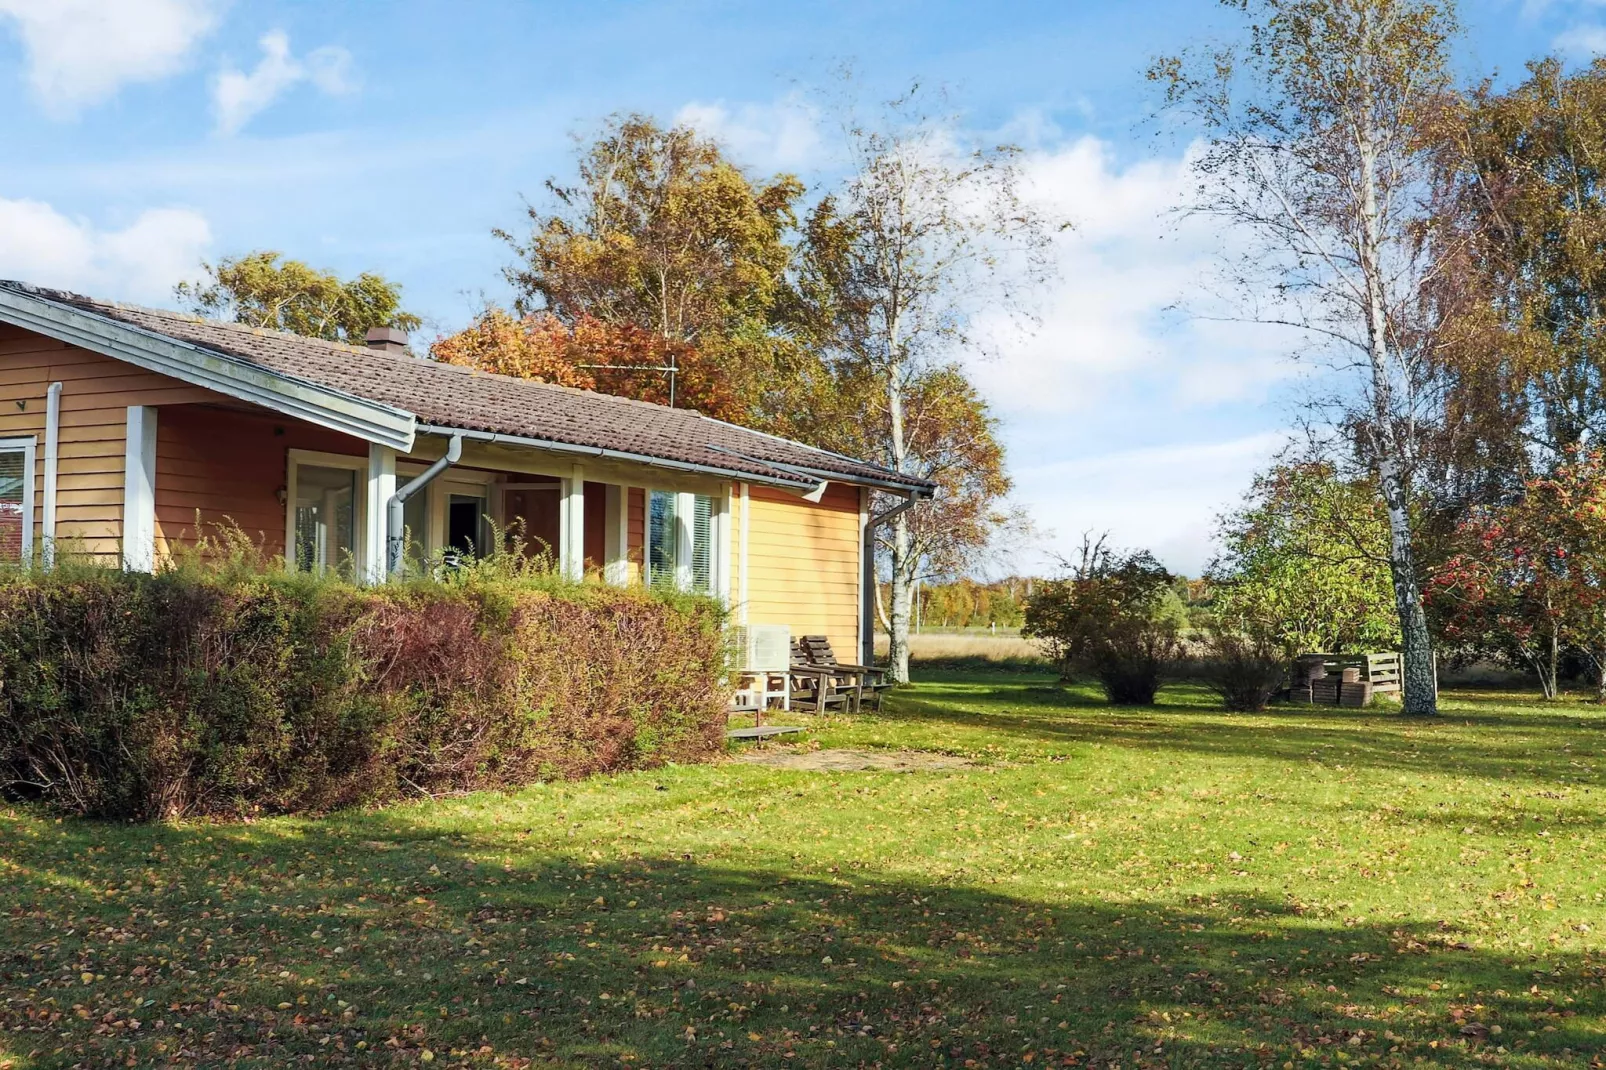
(0, 0, 1598, 574)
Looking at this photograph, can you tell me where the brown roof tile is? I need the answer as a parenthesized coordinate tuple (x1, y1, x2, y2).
(4, 283, 931, 493)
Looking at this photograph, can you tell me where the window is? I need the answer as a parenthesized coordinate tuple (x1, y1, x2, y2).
(648, 491, 677, 585)
(291, 462, 358, 575)
(0, 437, 37, 566)
(647, 489, 722, 595)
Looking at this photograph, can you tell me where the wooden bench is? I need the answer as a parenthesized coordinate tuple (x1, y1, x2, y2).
(792, 636, 892, 712)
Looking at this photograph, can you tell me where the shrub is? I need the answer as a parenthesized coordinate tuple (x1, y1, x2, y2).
(0, 559, 729, 820)
(1023, 536, 1185, 705)
(1198, 631, 1287, 711)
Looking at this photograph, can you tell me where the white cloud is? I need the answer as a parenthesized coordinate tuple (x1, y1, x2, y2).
(1014, 431, 1288, 576)
(213, 30, 356, 136)
(1554, 22, 1606, 56)
(674, 94, 823, 172)
(0, 196, 211, 304)
(973, 135, 1296, 416)
(0, 0, 218, 116)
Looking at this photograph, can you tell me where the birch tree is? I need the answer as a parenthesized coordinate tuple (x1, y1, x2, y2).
(795, 87, 1054, 683)
(1152, 0, 1457, 714)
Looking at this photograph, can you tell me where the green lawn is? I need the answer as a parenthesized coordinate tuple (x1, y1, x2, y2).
(3, 672, 1604, 1068)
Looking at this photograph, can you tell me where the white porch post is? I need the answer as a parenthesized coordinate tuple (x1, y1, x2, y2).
(364, 444, 396, 583)
(738, 482, 750, 625)
(603, 484, 628, 584)
(674, 490, 695, 590)
(714, 486, 732, 603)
(559, 465, 585, 580)
(122, 405, 157, 572)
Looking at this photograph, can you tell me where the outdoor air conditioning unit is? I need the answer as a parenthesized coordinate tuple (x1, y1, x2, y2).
(729, 624, 791, 711)
(741, 624, 791, 673)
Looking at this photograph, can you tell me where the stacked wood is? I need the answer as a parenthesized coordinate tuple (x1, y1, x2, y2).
(1338, 681, 1373, 707)
(1286, 654, 1387, 707)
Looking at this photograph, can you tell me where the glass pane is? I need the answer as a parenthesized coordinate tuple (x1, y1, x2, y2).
(691, 494, 713, 593)
(293, 464, 357, 574)
(648, 491, 676, 585)
(0, 448, 24, 565)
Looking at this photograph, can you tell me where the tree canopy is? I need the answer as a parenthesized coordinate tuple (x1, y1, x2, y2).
(497, 113, 804, 413)
(175, 251, 420, 345)
(1210, 461, 1400, 656)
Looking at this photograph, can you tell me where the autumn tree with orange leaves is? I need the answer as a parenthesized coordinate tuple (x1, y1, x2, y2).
(430, 309, 745, 422)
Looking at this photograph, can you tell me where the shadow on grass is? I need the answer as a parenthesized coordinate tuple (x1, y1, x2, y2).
(3, 807, 1602, 1068)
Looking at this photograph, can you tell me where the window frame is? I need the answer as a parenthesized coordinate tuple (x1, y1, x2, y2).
(0, 435, 38, 565)
(646, 487, 728, 599)
(284, 448, 369, 575)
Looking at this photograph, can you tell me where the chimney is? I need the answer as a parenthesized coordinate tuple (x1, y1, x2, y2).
(365, 326, 408, 354)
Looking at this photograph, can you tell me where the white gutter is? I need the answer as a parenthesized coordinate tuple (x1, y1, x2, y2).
(41, 381, 61, 567)
(414, 424, 822, 493)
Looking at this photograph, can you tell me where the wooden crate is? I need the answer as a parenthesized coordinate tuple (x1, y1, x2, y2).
(1302, 653, 1401, 694)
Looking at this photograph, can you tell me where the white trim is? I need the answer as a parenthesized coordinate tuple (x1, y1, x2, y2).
(603, 484, 627, 585)
(0, 285, 416, 452)
(121, 407, 157, 572)
(284, 448, 369, 575)
(560, 465, 585, 580)
(858, 485, 870, 664)
(675, 490, 695, 591)
(364, 445, 396, 584)
(41, 383, 61, 566)
(0, 434, 38, 565)
(714, 486, 732, 604)
(738, 482, 750, 625)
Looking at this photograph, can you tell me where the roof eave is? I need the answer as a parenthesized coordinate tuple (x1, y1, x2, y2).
(415, 424, 823, 492)
(0, 285, 417, 452)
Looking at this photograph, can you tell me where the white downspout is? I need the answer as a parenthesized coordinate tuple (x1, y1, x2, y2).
(42, 381, 61, 567)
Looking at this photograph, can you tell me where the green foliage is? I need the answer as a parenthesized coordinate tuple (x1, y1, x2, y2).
(1022, 537, 1185, 704)
(175, 251, 422, 344)
(0, 561, 727, 821)
(1210, 462, 1400, 656)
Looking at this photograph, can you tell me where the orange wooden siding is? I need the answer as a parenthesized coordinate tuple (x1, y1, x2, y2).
(0, 325, 217, 560)
(742, 481, 862, 659)
(155, 404, 364, 557)
(626, 486, 645, 581)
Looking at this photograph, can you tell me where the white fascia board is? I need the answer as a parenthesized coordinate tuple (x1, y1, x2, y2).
(0, 288, 416, 452)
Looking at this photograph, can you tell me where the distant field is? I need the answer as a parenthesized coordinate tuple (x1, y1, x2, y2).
(876, 630, 1049, 665)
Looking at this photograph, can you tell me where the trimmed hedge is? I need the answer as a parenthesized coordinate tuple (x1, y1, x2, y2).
(0, 565, 729, 820)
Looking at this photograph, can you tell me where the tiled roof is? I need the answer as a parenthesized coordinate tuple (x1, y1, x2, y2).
(1, 283, 931, 493)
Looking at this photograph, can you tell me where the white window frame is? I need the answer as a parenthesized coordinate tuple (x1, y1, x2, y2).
(285, 449, 370, 575)
(646, 486, 728, 600)
(0, 435, 38, 565)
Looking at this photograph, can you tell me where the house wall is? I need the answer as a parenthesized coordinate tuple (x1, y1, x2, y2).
(1, 325, 872, 662)
(742, 481, 863, 660)
(155, 403, 364, 557)
(0, 325, 217, 560)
